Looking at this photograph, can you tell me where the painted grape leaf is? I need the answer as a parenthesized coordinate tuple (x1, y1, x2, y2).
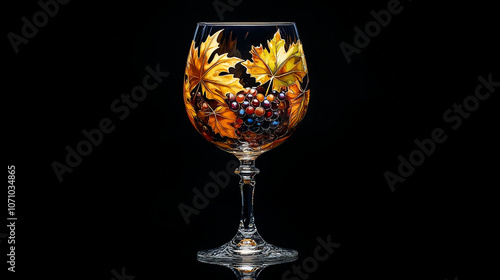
(242, 30, 307, 91)
(185, 29, 243, 103)
(199, 104, 238, 139)
(287, 82, 310, 128)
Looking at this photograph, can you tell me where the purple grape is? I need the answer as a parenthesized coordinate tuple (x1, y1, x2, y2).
(241, 100, 250, 109)
(230, 101, 240, 111)
(262, 100, 271, 109)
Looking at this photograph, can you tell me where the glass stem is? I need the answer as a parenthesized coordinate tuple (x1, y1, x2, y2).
(235, 159, 259, 235)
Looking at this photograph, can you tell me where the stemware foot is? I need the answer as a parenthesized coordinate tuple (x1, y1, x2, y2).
(197, 230, 297, 264)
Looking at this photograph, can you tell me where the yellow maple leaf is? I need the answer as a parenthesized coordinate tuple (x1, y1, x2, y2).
(242, 30, 307, 92)
(185, 30, 243, 103)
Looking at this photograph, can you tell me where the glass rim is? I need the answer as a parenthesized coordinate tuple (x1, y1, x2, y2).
(197, 22, 296, 26)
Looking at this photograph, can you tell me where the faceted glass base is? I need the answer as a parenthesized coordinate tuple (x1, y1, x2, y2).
(197, 229, 298, 265)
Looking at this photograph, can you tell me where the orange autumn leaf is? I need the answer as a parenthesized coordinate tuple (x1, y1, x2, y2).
(242, 30, 307, 91)
(186, 30, 244, 103)
(287, 82, 310, 128)
(183, 72, 197, 127)
(199, 105, 238, 139)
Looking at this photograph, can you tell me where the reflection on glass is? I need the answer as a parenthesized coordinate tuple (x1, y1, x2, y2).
(199, 256, 298, 280)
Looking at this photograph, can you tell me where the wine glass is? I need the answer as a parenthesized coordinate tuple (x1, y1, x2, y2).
(183, 22, 309, 263)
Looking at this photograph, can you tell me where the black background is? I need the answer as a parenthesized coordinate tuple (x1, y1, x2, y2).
(4, 0, 499, 279)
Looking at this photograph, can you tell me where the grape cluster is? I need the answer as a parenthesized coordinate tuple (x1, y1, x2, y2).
(226, 86, 289, 137)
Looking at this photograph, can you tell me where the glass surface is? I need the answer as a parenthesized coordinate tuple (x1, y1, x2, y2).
(183, 22, 309, 263)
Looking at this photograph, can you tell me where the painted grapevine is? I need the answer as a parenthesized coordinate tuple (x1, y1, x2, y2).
(184, 29, 309, 154)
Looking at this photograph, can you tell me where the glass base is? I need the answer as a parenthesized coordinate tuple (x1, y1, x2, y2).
(197, 229, 298, 265)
